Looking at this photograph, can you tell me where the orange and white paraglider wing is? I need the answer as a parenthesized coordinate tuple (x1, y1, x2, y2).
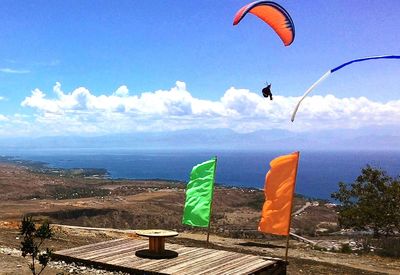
(233, 1, 295, 46)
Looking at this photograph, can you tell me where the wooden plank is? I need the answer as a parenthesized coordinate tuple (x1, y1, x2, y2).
(86, 241, 146, 261)
(197, 254, 258, 275)
(53, 238, 282, 275)
(57, 238, 131, 258)
(109, 244, 187, 268)
(73, 241, 140, 260)
(108, 253, 151, 267)
(106, 245, 190, 268)
(290, 232, 317, 246)
(197, 254, 247, 275)
(227, 258, 277, 275)
(127, 246, 197, 271)
(90, 243, 146, 262)
(175, 250, 240, 275)
(159, 249, 224, 274)
(161, 246, 212, 264)
(56, 238, 127, 255)
(135, 246, 213, 272)
(209, 255, 257, 275)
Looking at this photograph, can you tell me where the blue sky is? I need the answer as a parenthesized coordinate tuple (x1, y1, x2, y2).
(1, 0, 400, 137)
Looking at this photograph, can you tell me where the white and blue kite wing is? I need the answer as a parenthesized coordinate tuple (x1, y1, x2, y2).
(291, 55, 400, 122)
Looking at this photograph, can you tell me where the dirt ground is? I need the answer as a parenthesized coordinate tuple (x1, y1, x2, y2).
(1, 161, 400, 274)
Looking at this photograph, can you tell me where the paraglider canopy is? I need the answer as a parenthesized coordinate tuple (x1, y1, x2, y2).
(233, 1, 295, 46)
(291, 55, 400, 122)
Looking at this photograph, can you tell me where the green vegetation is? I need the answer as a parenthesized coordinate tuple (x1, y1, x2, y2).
(340, 243, 352, 253)
(376, 237, 400, 258)
(44, 185, 110, 200)
(332, 165, 400, 237)
(19, 216, 53, 275)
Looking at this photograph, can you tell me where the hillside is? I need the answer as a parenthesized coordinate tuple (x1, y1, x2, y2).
(0, 161, 399, 274)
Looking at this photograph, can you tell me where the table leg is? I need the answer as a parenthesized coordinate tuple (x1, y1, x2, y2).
(149, 236, 165, 253)
(136, 235, 178, 259)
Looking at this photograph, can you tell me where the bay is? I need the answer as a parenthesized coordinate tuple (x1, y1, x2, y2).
(2, 149, 400, 200)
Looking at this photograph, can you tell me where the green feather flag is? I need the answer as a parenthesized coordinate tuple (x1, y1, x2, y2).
(182, 158, 217, 227)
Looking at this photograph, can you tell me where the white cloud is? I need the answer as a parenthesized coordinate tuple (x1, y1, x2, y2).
(10, 81, 400, 136)
(0, 99, 8, 124)
(114, 85, 129, 97)
(0, 68, 30, 74)
(0, 114, 32, 137)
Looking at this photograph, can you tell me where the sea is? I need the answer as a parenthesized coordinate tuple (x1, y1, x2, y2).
(1, 148, 400, 201)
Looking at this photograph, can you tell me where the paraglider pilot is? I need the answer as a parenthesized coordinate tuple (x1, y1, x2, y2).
(262, 83, 273, 100)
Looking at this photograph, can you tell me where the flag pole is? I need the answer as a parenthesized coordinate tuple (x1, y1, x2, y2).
(284, 151, 300, 263)
(206, 156, 217, 248)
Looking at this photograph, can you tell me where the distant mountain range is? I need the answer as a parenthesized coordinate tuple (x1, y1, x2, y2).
(0, 127, 399, 151)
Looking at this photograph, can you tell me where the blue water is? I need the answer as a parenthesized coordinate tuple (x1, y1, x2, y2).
(2, 149, 400, 200)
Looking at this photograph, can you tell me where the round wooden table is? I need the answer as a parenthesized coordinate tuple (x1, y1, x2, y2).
(135, 229, 179, 259)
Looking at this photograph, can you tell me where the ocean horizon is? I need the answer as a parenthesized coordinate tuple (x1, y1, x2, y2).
(1, 148, 400, 201)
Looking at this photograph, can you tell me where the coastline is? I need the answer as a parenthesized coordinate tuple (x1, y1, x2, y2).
(0, 155, 330, 204)
(0, 156, 323, 202)
(0, 155, 109, 179)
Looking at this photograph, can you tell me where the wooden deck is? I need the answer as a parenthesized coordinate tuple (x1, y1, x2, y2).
(52, 238, 285, 274)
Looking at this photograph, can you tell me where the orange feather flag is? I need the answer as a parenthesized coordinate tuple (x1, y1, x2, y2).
(258, 151, 300, 236)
